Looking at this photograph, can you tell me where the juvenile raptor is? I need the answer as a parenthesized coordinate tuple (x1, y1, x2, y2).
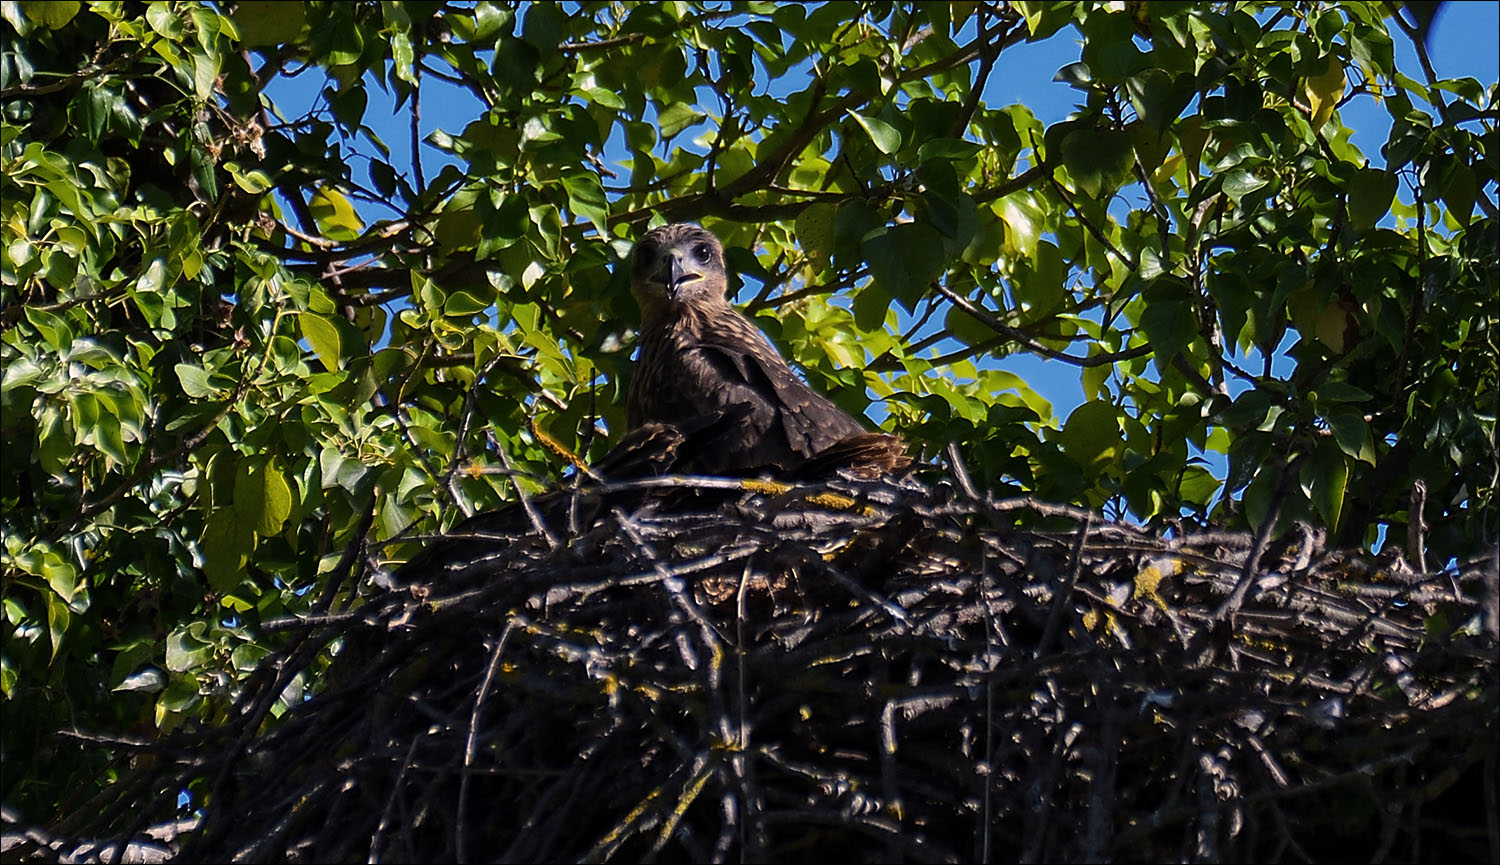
(627, 222, 907, 478)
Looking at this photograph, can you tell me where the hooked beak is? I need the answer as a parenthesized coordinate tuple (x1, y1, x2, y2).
(661, 251, 698, 301)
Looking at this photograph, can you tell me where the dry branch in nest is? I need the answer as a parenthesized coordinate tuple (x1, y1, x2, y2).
(16, 471, 1499, 863)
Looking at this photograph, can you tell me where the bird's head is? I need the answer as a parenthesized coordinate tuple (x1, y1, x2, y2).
(630, 223, 728, 309)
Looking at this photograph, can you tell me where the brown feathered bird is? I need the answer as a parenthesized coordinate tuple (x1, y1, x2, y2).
(392, 226, 909, 580)
(627, 223, 908, 478)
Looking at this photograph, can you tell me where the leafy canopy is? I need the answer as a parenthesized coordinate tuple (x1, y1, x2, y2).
(1, 0, 1494, 820)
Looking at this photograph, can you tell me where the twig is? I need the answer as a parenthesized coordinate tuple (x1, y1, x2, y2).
(456, 623, 514, 863)
(1036, 514, 1093, 658)
(1215, 453, 1309, 620)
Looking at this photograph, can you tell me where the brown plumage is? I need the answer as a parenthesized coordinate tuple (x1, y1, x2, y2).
(627, 223, 909, 477)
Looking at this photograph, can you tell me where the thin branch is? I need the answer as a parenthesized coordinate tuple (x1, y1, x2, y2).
(930, 281, 1151, 367)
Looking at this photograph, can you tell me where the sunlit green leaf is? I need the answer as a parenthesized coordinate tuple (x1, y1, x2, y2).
(561, 169, 609, 234)
(656, 102, 704, 139)
(175, 363, 216, 398)
(21, 0, 79, 29)
(298, 312, 342, 371)
(308, 185, 364, 241)
(1302, 54, 1345, 130)
(45, 591, 69, 663)
(846, 110, 902, 154)
(235, 457, 293, 537)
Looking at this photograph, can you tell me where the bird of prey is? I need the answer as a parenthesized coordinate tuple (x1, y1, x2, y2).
(627, 223, 909, 478)
(392, 225, 908, 580)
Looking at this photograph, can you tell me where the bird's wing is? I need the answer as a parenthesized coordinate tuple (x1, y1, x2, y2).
(669, 340, 787, 469)
(689, 309, 869, 460)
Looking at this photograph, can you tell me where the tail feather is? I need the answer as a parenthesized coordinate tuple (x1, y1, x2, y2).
(791, 432, 912, 481)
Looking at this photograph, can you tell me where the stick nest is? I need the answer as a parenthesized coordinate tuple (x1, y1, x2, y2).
(24, 473, 1500, 863)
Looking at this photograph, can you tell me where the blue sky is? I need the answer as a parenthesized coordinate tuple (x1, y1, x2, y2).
(263, 1, 1498, 446)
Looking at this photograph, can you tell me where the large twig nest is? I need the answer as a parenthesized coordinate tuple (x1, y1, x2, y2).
(13, 473, 1498, 863)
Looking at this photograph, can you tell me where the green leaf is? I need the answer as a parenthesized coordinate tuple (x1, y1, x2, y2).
(917, 138, 983, 163)
(997, 194, 1043, 257)
(21, 0, 79, 29)
(1314, 381, 1373, 403)
(113, 668, 167, 693)
(1326, 407, 1373, 464)
(795, 203, 838, 266)
(136, 258, 166, 293)
(200, 508, 247, 592)
(851, 281, 894, 333)
(371, 161, 398, 198)
(1439, 162, 1476, 221)
(326, 12, 365, 66)
(1220, 390, 1272, 428)
(1018, 0, 1074, 39)
(93, 411, 127, 464)
(1139, 278, 1197, 361)
(833, 200, 880, 268)
(225, 162, 272, 194)
(656, 102, 704, 139)
(1302, 54, 1345, 130)
(175, 363, 216, 398)
(1054, 61, 1092, 90)
(232, 0, 305, 45)
(944, 300, 999, 347)
(145, 2, 181, 38)
(192, 52, 218, 101)
(444, 290, 490, 317)
(1305, 438, 1350, 530)
(326, 84, 368, 133)
(561, 169, 609, 234)
(390, 30, 415, 84)
(1059, 399, 1123, 477)
(1347, 168, 1396, 233)
(37, 408, 69, 474)
(236, 457, 293, 537)
(862, 222, 946, 312)
(165, 624, 212, 673)
(846, 110, 902, 154)
(1126, 68, 1193, 132)
(1061, 128, 1132, 197)
(1179, 465, 1221, 507)
(231, 643, 271, 672)
(44, 556, 77, 604)
(471, 2, 513, 43)
(308, 185, 364, 241)
(45, 591, 69, 663)
(155, 675, 202, 725)
(1012, 240, 1065, 322)
(298, 312, 342, 371)
(1081, 354, 1110, 401)
(1241, 461, 1275, 528)
(1222, 169, 1268, 203)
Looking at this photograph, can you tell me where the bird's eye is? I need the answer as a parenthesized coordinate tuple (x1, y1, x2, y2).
(634, 245, 657, 271)
(693, 243, 712, 262)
